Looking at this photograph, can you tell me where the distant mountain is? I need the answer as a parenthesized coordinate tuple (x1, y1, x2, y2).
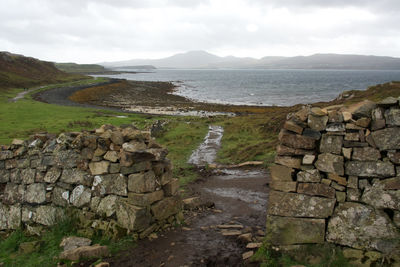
(0, 52, 81, 90)
(101, 50, 258, 69)
(100, 51, 400, 70)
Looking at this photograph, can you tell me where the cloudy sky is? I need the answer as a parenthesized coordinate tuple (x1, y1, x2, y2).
(1, 0, 399, 63)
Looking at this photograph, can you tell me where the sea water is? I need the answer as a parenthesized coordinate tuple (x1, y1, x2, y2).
(94, 69, 400, 106)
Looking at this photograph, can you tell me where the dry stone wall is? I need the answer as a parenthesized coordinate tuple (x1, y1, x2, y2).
(267, 97, 400, 258)
(0, 124, 181, 239)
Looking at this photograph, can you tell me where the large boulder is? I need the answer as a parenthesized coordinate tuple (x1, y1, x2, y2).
(266, 215, 325, 245)
(327, 202, 400, 253)
(267, 190, 335, 218)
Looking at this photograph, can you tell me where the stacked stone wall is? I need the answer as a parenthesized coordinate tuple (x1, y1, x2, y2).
(267, 97, 400, 258)
(0, 124, 181, 239)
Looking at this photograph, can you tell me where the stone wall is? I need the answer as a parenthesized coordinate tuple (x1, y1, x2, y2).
(267, 97, 400, 257)
(0, 124, 181, 239)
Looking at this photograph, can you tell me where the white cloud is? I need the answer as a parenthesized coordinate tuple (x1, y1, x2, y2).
(0, 0, 399, 63)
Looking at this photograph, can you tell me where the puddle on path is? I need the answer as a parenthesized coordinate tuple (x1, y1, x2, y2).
(188, 125, 224, 166)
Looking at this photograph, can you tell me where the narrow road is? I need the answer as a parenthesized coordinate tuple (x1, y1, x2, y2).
(9, 86, 45, 102)
(107, 126, 269, 266)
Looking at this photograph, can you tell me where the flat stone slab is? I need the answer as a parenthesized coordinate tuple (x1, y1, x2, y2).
(267, 190, 335, 218)
(266, 215, 325, 245)
(345, 161, 395, 178)
(297, 183, 336, 198)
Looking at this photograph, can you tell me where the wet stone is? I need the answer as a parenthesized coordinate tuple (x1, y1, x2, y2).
(347, 176, 358, 189)
(387, 151, 400, 164)
(35, 206, 65, 226)
(302, 154, 315, 165)
(372, 127, 400, 150)
(279, 130, 316, 149)
(116, 200, 151, 231)
(52, 187, 70, 207)
(128, 171, 156, 193)
(283, 120, 304, 134)
(151, 196, 182, 221)
(326, 123, 345, 132)
(297, 169, 321, 183)
(342, 148, 352, 160)
(297, 183, 336, 198)
(336, 191, 346, 203)
(3, 183, 25, 204)
(266, 215, 325, 245)
(346, 188, 360, 201)
(128, 190, 164, 206)
(274, 156, 301, 169)
(269, 165, 294, 182)
(302, 128, 321, 140)
(345, 132, 359, 141)
(355, 117, 371, 128)
(385, 108, 400, 126)
(315, 153, 344, 176)
(352, 147, 381, 161)
(70, 185, 91, 207)
(0, 169, 10, 183)
(379, 176, 400, 190)
(268, 190, 335, 218)
(345, 161, 395, 178)
(270, 181, 297, 192)
(308, 114, 328, 131)
(319, 135, 343, 155)
(60, 168, 93, 186)
(25, 183, 46, 204)
(44, 167, 62, 183)
(362, 187, 400, 210)
(97, 195, 119, 217)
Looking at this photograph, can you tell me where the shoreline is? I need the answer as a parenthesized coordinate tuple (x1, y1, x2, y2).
(33, 77, 400, 117)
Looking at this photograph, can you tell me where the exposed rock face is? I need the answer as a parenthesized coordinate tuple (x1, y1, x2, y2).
(267, 97, 400, 256)
(0, 124, 182, 240)
(327, 202, 400, 253)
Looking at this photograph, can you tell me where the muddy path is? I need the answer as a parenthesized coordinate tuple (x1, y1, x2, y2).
(106, 126, 269, 267)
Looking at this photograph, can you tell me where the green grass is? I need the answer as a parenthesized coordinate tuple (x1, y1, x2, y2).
(156, 118, 209, 186)
(252, 242, 353, 267)
(0, 217, 137, 267)
(0, 78, 158, 145)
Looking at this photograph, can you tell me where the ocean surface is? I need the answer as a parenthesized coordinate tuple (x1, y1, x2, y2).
(94, 69, 400, 106)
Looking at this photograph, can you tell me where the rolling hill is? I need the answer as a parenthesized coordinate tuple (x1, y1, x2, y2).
(0, 52, 83, 90)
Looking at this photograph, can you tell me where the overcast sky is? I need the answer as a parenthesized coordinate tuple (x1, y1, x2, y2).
(1, 0, 400, 63)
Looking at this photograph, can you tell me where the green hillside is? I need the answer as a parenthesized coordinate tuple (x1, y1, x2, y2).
(55, 62, 106, 73)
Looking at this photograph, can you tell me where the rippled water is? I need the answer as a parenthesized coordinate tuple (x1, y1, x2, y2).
(94, 69, 400, 106)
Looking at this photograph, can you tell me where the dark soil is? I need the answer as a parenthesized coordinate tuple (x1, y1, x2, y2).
(106, 167, 269, 267)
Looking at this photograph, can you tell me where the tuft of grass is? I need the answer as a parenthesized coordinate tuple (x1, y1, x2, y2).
(252, 242, 353, 267)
